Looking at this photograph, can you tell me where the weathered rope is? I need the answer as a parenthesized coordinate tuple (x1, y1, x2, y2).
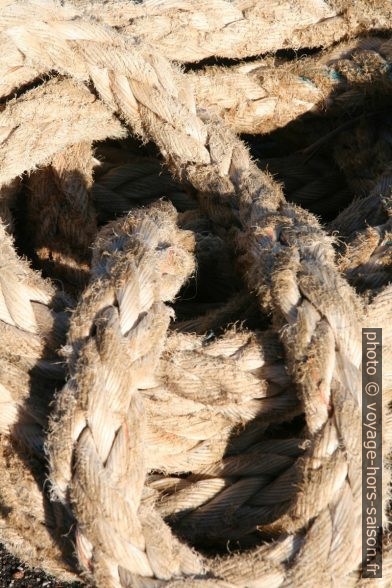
(189, 37, 392, 134)
(24, 142, 97, 294)
(338, 222, 392, 290)
(0, 205, 294, 582)
(326, 164, 392, 297)
(0, 78, 125, 188)
(47, 202, 303, 586)
(47, 202, 205, 586)
(0, 221, 69, 445)
(0, 3, 363, 586)
(150, 327, 298, 476)
(0, 220, 78, 581)
(331, 115, 392, 199)
(0, 1, 390, 585)
(0, 436, 79, 583)
(75, 0, 392, 63)
(92, 152, 196, 222)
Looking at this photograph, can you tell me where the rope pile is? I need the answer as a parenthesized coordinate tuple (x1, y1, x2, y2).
(0, 1, 391, 586)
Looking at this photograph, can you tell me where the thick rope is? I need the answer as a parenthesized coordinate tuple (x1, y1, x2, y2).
(0, 221, 69, 444)
(328, 166, 392, 295)
(92, 152, 196, 221)
(0, 1, 389, 585)
(0, 77, 125, 188)
(0, 206, 296, 581)
(47, 202, 206, 586)
(47, 202, 303, 586)
(0, 220, 78, 581)
(189, 37, 392, 134)
(0, 436, 79, 583)
(75, 0, 392, 63)
(24, 142, 97, 294)
(150, 327, 298, 476)
(0, 0, 376, 98)
(0, 3, 361, 585)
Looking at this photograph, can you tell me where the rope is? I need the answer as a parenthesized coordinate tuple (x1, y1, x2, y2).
(189, 37, 392, 134)
(3, 2, 362, 585)
(24, 142, 97, 293)
(47, 202, 205, 586)
(0, 1, 390, 586)
(0, 219, 77, 581)
(74, 0, 392, 63)
(0, 78, 125, 188)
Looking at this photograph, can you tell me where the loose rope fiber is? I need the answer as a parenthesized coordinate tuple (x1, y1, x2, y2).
(0, 219, 78, 581)
(0, 1, 391, 587)
(74, 0, 392, 63)
(189, 37, 392, 134)
(24, 142, 97, 294)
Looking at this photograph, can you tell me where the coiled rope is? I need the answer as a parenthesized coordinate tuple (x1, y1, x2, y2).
(0, 1, 391, 587)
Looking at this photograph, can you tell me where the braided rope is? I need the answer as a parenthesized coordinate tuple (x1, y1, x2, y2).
(74, 0, 392, 63)
(189, 37, 392, 134)
(2, 3, 362, 585)
(0, 219, 78, 581)
(329, 168, 392, 294)
(48, 202, 206, 586)
(151, 328, 298, 476)
(0, 1, 389, 585)
(0, 221, 69, 440)
(92, 154, 195, 221)
(47, 202, 304, 586)
(24, 142, 97, 293)
(0, 78, 125, 188)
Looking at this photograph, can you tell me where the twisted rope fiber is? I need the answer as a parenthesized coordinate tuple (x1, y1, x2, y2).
(188, 37, 392, 134)
(148, 327, 298, 477)
(0, 221, 69, 444)
(47, 202, 305, 587)
(0, 1, 389, 586)
(150, 166, 392, 546)
(47, 202, 205, 586)
(0, 2, 365, 586)
(2, 8, 392, 129)
(24, 142, 98, 294)
(92, 155, 196, 220)
(3, 36, 391, 227)
(89, 42, 392, 230)
(90, 108, 390, 229)
(0, 220, 80, 581)
(0, 167, 295, 551)
(2, 0, 390, 99)
(0, 77, 126, 188)
(74, 0, 392, 63)
(333, 172, 392, 295)
(0, 207, 296, 581)
(27, 136, 290, 478)
(249, 110, 392, 227)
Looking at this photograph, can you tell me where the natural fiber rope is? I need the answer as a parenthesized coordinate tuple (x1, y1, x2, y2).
(0, 220, 69, 446)
(0, 436, 80, 583)
(150, 327, 298, 474)
(189, 37, 392, 134)
(2, 0, 389, 97)
(0, 207, 295, 582)
(47, 202, 205, 585)
(74, 0, 392, 63)
(0, 1, 390, 586)
(0, 219, 79, 581)
(92, 153, 196, 221)
(0, 2, 365, 586)
(1, 191, 286, 479)
(0, 77, 125, 188)
(47, 203, 304, 586)
(24, 142, 97, 293)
